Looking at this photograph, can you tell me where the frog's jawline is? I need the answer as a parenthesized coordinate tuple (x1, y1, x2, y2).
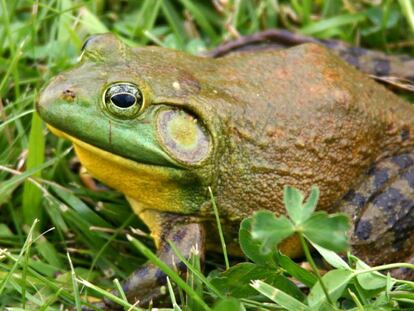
(46, 124, 181, 172)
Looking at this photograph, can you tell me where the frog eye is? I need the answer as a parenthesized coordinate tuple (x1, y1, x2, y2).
(157, 109, 211, 165)
(81, 35, 98, 52)
(103, 82, 143, 118)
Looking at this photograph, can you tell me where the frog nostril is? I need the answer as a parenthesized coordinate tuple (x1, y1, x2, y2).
(61, 89, 76, 102)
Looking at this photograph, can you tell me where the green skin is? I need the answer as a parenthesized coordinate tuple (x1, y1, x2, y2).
(37, 33, 414, 308)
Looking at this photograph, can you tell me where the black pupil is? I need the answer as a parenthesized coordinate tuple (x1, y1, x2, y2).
(111, 93, 136, 108)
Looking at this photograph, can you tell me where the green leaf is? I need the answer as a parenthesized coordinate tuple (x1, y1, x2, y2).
(284, 186, 319, 225)
(213, 298, 245, 311)
(52, 185, 111, 228)
(187, 249, 203, 311)
(302, 186, 320, 223)
(178, 0, 218, 41)
(210, 262, 305, 301)
(161, 0, 186, 50)
(307, 269, 353, 309)
(284, 186, 305, 225)
(301, 13, 366, 35)
(275, 252, 317, 288)
(251, 211, 294, 254)
(312, 243, 350, 270)
(78, 7, 109, 34)
(302, 211, 349, 252)
(34, 230, 63, 269)
(239, 218, 276, 266)
(356, 259, 387, 290)
(251, 280, 309, 311)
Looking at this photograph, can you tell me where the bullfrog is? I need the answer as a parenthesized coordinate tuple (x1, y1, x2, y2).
(37, 33, 414, 308)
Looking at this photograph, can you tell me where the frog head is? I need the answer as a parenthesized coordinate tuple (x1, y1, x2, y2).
(37, 33, 219, 214)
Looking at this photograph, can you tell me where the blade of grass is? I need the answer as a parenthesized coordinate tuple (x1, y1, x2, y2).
(127, 235, 211, 311)
(0, 109, 34, 131)
(132, 0, 162, 43)
(22, 111, 45, 225)
(178, 0, 218, 40)
(399, 0, 414, 35)
(250, 280, 309, 311)
(300, 13, 366, 35)
(0, 147, 71, 207)
(78, 278, 142, 311)
(161, 0, 186, 49)
(67, 252, 81, 311)
(113, 278, 128, 303)
(167, 276, 182, 311)
(0, 219, 38, 295)
(298, 233, 335, 308)
(167, 240, 223, 299)
(0, 256, 76, 305)
(208, 187, 229, 270)
(187, 247, 203, 310)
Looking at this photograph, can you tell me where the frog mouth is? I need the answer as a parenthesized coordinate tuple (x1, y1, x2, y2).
(47, 125, 184, 175)
(47, 125, 198, 210)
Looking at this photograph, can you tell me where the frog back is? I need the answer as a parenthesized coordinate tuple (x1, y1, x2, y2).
(204, 43, 414, 220)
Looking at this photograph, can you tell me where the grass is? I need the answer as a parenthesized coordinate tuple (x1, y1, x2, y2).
(1, 0, 414, 310)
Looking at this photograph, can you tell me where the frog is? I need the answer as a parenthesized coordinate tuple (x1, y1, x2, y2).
(208, 29, 414, 90)
(37, 33, 414, 308)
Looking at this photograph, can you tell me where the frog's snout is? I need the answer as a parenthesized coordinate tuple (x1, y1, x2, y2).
(37, 74, 77, 117)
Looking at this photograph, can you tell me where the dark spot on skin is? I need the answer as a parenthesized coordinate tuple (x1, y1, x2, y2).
(343, 190, 366, 209)
(392, 205, 414, 250)
(373, 168, 389, 190)
(355, 220, 372, 240)
(395, 267, 412, 277)
(155, 269, 167, 285)
(353, 193, 366, 209)
(320, 39, 341, 49)
(161, 242, 171, 253)
(366, 164, 376, 176)
(343, 189, 355, 201)
(406, 75, 414, 82)
(339, 51, 360, 69)
(392, 153, 414, 169)
(176, 261, 187, 274)
(122, 283, 129, 293)
(349, 47, 367, 57)
(403, 167, 414, 188)
(373, 58, 391, 76)
(392, 238, 405, 251)
(386, 194, 413, 226)
(172, 228, 187, 243)
(401, 128, 410, 142)
(372, 187, 403, 212)
(61, 89, 76, 102)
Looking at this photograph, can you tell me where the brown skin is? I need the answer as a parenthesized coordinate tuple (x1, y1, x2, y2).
(37, 33, 414, 308)
(208, 29, 414, 88)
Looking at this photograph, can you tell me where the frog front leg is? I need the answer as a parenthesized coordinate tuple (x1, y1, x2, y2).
(100, 209, 205, 310)
(339, 152, 414, 278)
